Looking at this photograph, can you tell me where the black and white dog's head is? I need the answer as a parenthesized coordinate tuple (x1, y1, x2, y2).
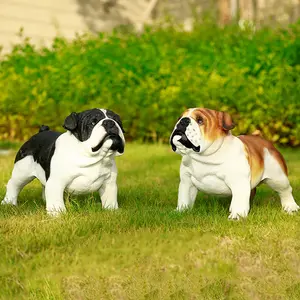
(63, 108, 125, 156)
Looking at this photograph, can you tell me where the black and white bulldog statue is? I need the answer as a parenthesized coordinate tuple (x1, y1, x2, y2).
(2, 108, 125, 216)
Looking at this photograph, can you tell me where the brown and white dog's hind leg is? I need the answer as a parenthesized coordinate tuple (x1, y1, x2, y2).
(1, 157, 35, 206)
(263, 150, 299, 213)
(265, 177, 299, 213)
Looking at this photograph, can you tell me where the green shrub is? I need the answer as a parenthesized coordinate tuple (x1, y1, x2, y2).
(0, 20, 299, 146)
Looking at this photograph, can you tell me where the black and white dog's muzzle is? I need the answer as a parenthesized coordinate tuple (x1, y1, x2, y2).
(92, 119, 124, 153)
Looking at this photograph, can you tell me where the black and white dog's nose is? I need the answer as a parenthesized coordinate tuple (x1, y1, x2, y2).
(103, 119, 115, 128)
(103, 119, 118, 134)
(179, 117, 190, 126)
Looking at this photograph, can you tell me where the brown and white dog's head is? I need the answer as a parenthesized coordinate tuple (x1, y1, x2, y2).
(170, 108, 235, 155)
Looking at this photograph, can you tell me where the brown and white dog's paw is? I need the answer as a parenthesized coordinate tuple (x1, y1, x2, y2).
(176, 206, 191, 212)
(282, 202, 300, 214)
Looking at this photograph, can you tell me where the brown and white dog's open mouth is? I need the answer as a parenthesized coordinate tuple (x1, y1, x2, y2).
(170, 117, 201, 153)
(171, 129, 200, 153)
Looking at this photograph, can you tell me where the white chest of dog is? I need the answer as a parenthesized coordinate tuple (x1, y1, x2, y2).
(48, 133, 117, 194)
(66, 161, 112, 194)
(2, 108, 125, 216)
(182, 156, 231, 196)
(170, 107, 299, 219)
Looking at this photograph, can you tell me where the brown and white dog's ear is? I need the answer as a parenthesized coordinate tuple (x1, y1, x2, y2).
(219, 111, 235, 131)
(63, 112, 78, 131)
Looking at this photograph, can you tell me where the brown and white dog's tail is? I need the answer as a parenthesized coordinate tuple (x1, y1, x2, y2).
(251, 129, 262, 136)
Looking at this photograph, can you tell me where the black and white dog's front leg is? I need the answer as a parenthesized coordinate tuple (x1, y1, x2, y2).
(177, 170, 198, 211)
(44, 177, 67, 216)
(227, 177, 251, 220)
(99, 166, 118, 210)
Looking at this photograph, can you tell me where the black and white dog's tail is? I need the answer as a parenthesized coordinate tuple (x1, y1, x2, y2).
(39, 125, 50, 133)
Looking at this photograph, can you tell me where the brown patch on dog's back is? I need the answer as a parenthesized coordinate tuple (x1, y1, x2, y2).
(238, 135, 288, 185)
(251, 129, 262, 136)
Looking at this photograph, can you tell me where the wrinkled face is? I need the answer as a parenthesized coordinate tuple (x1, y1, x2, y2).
(170, 108, 235, 155)
(63, 108, 125, 156)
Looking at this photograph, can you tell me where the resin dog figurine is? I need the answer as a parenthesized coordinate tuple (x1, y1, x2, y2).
(2, 108, 125, 216)
(170, 107, 299, 219)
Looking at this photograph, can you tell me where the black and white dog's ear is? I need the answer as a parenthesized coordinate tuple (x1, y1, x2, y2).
(115, 114, 125, 133)
(106, 109, 125, 133)
(63, 112, 78, 131)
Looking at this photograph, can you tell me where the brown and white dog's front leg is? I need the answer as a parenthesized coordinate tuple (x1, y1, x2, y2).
(177, 172, 198, 211)
(45, 177, 67, 216)
(227, 179, 251, 220)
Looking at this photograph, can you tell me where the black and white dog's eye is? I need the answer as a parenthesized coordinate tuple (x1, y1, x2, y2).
(91, 119, 97, 126)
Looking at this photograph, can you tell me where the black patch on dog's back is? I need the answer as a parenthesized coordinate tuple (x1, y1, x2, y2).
(15, 129, 62, 180)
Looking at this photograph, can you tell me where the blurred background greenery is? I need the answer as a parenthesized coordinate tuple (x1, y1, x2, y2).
(0, 1, 299, 147)
(0, 21, 300, 146)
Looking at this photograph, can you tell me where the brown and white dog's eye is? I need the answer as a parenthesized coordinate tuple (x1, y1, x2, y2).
(197, 117, 204, 125)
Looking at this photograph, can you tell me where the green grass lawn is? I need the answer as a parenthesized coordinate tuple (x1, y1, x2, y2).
(0, 143, 300, 299)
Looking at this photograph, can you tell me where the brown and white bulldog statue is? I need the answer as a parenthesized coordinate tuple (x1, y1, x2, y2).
(170, 108, 299, 219)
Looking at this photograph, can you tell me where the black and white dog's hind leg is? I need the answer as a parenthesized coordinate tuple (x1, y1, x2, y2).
(2, 125, 60, 210)
(2, 156, 35, 206)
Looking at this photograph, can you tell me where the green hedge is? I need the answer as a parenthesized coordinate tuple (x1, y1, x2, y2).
(0, 21, 300, 146)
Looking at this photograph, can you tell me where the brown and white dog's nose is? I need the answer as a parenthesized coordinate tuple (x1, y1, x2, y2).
(103, 119, 118, 134)
(179, 117, 190, 126)
(176, 117, 191, 131)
